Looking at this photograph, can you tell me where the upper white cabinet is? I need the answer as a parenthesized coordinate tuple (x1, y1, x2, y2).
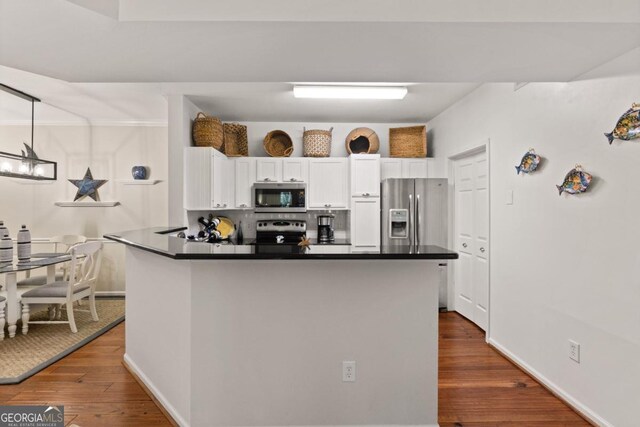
(426, 158, 447, 179)
(282, 158, 308, 182)
(380, 158, 402, 181)
(235, 158, 256, 209)
(402, 159, 428, 178)
(380, 158, 429, 180)
(308, 158, 349, 209)
(350, 154, 380, 197)
(184, 147, 233, 210)
(256, 158, 282, 182)
(211, 150, 234, 209)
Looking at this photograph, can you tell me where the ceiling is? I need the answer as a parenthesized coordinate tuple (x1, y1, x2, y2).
(0, 0, 638, 123)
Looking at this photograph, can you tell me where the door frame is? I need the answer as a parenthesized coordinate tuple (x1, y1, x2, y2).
(447, 139, 491, 340)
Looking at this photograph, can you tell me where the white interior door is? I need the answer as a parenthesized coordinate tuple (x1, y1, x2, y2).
(453, 150, 489, 331)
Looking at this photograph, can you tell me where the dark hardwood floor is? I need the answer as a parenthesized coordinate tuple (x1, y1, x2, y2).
(0, 313, 589, 426)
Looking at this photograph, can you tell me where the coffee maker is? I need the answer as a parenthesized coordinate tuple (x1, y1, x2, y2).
(317, 214, 335, 243)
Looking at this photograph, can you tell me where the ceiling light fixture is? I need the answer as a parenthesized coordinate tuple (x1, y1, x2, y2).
(0, 83, 57, 181)
(293, 85, 408, 100)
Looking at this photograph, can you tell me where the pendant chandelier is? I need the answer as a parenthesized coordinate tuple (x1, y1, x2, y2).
(0, 83, 57, 180)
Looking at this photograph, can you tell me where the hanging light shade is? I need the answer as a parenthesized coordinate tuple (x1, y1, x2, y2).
(0, 83, 57, 181)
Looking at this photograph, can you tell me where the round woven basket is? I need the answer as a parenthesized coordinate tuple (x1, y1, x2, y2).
(264, 130, 293, 157)
(192, 112, 224, 151)
(303, 127, 332, 157)
(345, 127, 380, 154)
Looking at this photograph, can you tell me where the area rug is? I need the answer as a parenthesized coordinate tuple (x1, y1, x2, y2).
(0, 298, 125, 384)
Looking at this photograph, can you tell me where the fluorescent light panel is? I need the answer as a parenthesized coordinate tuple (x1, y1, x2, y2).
(293, 85, 407, 100)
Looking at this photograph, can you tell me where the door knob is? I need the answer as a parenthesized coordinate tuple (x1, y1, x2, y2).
(480, 247, 485, 253)
(462, 242, 468, 248)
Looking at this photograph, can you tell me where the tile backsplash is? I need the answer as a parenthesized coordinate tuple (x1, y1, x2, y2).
(186, 210, 349, 240)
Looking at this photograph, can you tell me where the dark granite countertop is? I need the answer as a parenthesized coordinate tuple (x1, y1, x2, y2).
(104, 227, 458, 260)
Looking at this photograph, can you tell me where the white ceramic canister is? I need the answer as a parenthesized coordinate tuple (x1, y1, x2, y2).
(17, 224, 31, 262)
(0, 234, 13, 264)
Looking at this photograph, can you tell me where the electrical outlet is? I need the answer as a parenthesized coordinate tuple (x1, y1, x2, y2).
(569, 340, 580, 363)
(342, 361, 356, 382)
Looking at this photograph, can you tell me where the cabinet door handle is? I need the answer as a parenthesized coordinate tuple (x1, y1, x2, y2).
(325, 204, 332, 208)
(363, 192, 370, 197)
(215, 203, 221, 208)
(240, 203, 247, 208)
(263, 178, 271, 182)
(223, 204, 227, 208)
(462, 242, 468, 248)
(480, 247, 485, 253)
(290, 178, 297, 182)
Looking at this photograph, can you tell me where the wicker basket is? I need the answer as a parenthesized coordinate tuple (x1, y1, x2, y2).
(192, 112, 224, 151)
(389, 125, 427, 158)
(264, 130, 293, 157)
(303, 127, 332, 157)
(223, 123, 249, 157)
(345, 127, 380, 154)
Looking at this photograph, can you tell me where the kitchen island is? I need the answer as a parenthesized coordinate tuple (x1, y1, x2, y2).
(105, 227, 457, 427)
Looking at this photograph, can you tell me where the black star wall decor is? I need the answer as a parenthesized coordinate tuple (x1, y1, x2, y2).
(68, 168, 107, 201)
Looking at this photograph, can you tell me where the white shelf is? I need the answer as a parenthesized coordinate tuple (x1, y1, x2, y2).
(10, 179, 55, 185)
(55, 201, 120, 207)
(117, 179, 161, 185)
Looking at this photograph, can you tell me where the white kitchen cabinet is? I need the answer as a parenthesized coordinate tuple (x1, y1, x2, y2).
(380, 158, 402, 181)
(350, 154, 380, 197)
(350, 198, 381, 248)
(427, 158, 447, 179)
(282, 158, 308, 182)
(211, 150, 234, 209)
(401, 159, 429, 178)
(234, 158, 256, 208)
(256, 158, 282, 182)
(308, 158, 349, 209)
(184, 147, 232, 210)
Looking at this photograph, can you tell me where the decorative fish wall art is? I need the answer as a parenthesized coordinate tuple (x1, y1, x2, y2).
(556, 165, 592, 196)
(515, 149, 541, 174)
(605, 103, 640, 144)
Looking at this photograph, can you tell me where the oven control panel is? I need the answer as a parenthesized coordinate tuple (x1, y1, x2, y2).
(256, 220, 307, 233)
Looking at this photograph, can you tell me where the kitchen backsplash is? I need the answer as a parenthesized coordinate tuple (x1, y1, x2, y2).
(185, 210, 350, 240)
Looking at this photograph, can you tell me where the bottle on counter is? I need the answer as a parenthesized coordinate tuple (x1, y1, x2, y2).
(17, 224, 31, 263)
(0, 230, 12, 264)
(236, 221, 244, 244)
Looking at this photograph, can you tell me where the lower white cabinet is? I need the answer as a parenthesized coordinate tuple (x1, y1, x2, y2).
(235, 158, 256, 208)
(350, 197, 381, 248)
(308, 158, 349, 209)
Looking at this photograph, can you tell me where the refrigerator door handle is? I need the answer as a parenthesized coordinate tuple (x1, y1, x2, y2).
(416, 194, 420, 247)
(408, 194, 413, 247)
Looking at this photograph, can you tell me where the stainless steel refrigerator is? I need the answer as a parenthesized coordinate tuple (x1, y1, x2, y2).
(381, 178, 449, 308)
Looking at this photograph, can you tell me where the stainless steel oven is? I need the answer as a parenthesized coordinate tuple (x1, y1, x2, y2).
(253, 183, 307, 213)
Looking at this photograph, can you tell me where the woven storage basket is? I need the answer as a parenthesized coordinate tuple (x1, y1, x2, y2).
(192, 112, 224, 151)
(264, 130, 294, 157)
(389, 125, 427, 158)
(345, 127, 380, 154)
(303, 127, 332, 157)
(223, 123, 249, 157)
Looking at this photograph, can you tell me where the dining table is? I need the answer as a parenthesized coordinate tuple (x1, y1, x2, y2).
(1, 253, 71, 338)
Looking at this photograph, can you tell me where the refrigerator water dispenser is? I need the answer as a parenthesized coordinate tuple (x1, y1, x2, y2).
(389, 209, 409, 238)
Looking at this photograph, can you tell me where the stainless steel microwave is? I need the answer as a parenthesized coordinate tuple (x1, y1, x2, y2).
(253, 183, 307, 213)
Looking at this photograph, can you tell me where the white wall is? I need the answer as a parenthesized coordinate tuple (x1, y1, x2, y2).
(0, 124, 168, 292)
(428, 76, 640, 426)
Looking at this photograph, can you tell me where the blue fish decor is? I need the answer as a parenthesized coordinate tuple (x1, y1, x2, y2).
(605, 103, 640, 144)
(515, 149, 541, 174)
(556, 165, 592, 196)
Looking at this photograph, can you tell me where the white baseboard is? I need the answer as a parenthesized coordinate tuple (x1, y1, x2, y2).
(488, 338, 609, 427)
(123, 353, 190, 427)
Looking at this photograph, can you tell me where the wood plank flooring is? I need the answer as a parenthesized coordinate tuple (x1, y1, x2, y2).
(0, 313, 589, 426)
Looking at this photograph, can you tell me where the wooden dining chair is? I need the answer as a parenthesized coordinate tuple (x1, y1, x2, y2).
(18, 235, 87, 287)
(0, 296, 5, 340)
(20, 241, 102, 334)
